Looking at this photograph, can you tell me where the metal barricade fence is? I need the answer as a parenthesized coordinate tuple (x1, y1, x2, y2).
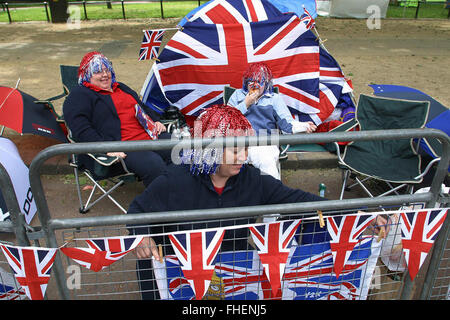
(0, 128, 447, 300)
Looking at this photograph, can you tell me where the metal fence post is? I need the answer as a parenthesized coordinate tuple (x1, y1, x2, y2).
(160, 0, 164, 19)
(121, 0, 126, 20)
(5, 2, 12, 23)
(83, 0, 88, 20)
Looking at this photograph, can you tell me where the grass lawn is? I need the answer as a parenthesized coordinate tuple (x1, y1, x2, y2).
(0, 1, 207, 23)
(0, 1, 448, 23)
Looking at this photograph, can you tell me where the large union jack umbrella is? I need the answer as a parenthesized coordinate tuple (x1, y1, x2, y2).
(140, 0, 354, 126)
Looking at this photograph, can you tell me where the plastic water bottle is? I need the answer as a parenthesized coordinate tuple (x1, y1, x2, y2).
(172, 127, 181, 139)
(181, 126, 191, 139)
(319, 183, 326, 197)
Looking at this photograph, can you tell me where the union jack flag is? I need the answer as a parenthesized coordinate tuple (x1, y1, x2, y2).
(158, 239, 381, 300)
(215, 250, 275, 299)
(168, 229, 225, 300)
(283, 236, 381, 300)
(164, 255, 195, 300)
(326, 213, 376, 278)
(139, 30, 165, 61)
(148, 13, 320, 118)
(400, 209, 448, 280)
(60, 235, 143, 272)
(182, 0, 282, 25)
(249, 219, 301, 297)
(0, 244, 57, 300)
(0, 266, 27, 300)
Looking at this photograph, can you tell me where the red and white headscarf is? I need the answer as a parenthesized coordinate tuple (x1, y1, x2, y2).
(77, 51, 116, 87)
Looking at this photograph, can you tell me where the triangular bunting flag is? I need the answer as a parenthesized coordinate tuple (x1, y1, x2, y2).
(60, 235, 143, 272)
(0, 244, 57, 300)
(326, 213, 376, 278)
(249, 219, 301, 298)
(168, 229, 225, 300)
(399, 208, 448, 280)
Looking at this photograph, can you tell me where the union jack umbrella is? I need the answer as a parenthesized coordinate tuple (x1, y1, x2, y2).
(60, 235, 144, 272)
(400, 208, 448, 280)
(249, 219, 301, 297)
(141, 0, 354, 127)
(0, 244, 57, 300)
(168, 229, 225, 300)
(139, 29, 165, 61)
(326, 213, 376, 278)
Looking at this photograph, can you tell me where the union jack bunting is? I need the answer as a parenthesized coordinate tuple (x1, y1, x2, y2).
(168, 229, 225, 300)
(0, 244, 57, 300)
(326, 213, 376, 278)
(149, 13, 320, 117)
(60, 236, 143, 272)
(139, 30, 165, 61)
(400, 209, 448, 280)
(249, 219, 301, 297)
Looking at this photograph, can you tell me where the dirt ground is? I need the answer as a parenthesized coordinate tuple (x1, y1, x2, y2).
(0, 17, 449, 300)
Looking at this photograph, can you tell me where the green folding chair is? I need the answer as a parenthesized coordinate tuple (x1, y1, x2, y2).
(335, 94, 439, 199)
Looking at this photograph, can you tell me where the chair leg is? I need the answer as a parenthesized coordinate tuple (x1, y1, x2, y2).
(82, 173, 127, 213)
(73, 166, 88, 213)
(340, 170, 350, 200)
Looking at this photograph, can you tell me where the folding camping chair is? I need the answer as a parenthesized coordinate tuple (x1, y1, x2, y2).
(335, 94, 440, 200)
(66, 132, 137, 214)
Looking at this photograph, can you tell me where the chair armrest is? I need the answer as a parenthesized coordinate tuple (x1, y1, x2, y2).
(87, 153, 120, 166)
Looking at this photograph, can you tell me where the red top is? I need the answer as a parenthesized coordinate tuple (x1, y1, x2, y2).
(85, 82, 149, 141)
(214, 186, 224, 195)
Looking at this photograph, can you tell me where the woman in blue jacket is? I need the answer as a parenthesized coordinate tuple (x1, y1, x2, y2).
(63, 51, 170, 187)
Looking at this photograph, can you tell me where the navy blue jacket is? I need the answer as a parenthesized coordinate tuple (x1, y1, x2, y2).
(63, 82, 161, 143)
(127, 164, 327, 251)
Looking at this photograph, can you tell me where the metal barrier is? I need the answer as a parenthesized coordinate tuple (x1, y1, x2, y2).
(1, 128, 447, 300)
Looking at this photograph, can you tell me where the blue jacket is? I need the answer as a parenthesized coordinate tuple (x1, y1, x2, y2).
(127, 164, 327, 252)
(228, 89, 295, 134)
(63, 82, 161, 143)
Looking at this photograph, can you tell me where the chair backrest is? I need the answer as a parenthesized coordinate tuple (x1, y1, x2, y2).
(342, 94, 430, 183)
(60, 65, 79, 95)
(356, 94, 430, 131)
(223, 86, 279, 105)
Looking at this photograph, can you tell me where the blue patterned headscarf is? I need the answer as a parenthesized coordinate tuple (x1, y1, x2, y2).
(77, 51, 116, 86)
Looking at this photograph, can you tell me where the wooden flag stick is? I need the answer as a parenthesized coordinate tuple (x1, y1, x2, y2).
(158, 244, 163, 263)
(317, 210, 325, 228)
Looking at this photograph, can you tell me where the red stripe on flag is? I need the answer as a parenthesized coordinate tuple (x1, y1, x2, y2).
(108, 239, 122, 252)
(254, 18, 300, 55)
(169, 40, 208, 59)
(245, 0, 258, 22)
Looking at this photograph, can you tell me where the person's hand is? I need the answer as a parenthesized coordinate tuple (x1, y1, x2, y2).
(371, 214, 390, 240)
(134, 237, 160, 260)
(106, 152, 127, 158)
(155, 121, 167, 134)
(291, 121, 317, 134)
(244, 90, 260, 108)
